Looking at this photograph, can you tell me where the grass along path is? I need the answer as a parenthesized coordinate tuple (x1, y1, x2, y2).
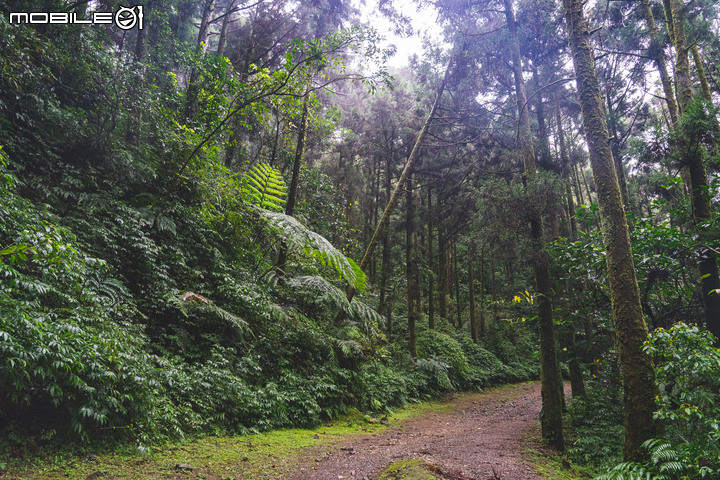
(1, 382, 589, 480)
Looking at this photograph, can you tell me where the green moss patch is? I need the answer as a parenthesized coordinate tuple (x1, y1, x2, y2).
(376, 459, 440, 479)
(523, 428, 595, 480)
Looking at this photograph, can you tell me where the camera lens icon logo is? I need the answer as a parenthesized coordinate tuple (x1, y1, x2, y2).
(115, 5, 143, 30)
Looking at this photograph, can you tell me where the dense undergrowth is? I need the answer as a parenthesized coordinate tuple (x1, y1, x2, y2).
(565, 324, 720, 480)
(0, 144, 538, 460)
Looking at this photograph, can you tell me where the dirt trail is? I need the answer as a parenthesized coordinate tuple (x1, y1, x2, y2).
(289, 382, 552, 480)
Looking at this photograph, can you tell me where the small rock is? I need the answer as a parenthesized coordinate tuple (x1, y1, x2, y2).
(311, 434, 320, 439)
(175, 463, 193, 472)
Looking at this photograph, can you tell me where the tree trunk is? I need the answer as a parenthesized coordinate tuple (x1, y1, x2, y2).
(454, 241, 462, 329)
(469, 242, 478, 343)
(216, 0, 236, 57)
(504, 0, 564, 450)
(378, 154, 393, 331)
(531, 62, 552, 167)
(641, 0, 679, 124)
(277, 93, 310, 273)
(692, 45, 712, 100)
(185, 0, 217, 119)
(670, 0, 720, 340)
(438, 225, 448, 321)
(556, 101, 578, 237)
(427, 186, 435, 330)
(480, 248, 486, 336)
(563, 0, 657, 460)
(406, 174, 418, 357)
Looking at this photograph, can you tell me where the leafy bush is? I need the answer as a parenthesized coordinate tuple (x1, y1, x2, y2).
(566, 370, 625, 466)
(596, 324, 720, 479)
(461, 337, 514, 387)
(417, 330, 470, 389)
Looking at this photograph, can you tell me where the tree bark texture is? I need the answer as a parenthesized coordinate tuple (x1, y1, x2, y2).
(563, 0, 657, 460)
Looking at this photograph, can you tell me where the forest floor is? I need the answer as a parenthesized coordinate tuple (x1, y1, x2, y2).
(2, 382, 590, 480)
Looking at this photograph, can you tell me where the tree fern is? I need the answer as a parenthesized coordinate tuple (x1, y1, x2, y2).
(167, 292, 251, 338)
(288, 275, 352, 313)
(259, 210, 367, 292)
(288, 275, 378, 330)
(243, 163, 287, 212)
(597, 440, 688, 480)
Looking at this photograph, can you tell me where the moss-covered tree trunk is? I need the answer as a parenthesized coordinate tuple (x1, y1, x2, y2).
(503, 0, 564, 450)
(670, 0, 720, 340)
(562, 0, 657, 460)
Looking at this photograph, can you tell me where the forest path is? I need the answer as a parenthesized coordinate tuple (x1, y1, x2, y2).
(289, 382, 558, 480)
(2, 382, 570, 480)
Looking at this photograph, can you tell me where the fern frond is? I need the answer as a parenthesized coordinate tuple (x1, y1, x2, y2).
(349, 298, 383, 337)
(168, 292, 251, 337)
(259, 210, 367, 292)
(244, 163, 287, 212)
(288, 275, 352, 313)
(415, 357, 452, 390)
(195, 303, 250, 336)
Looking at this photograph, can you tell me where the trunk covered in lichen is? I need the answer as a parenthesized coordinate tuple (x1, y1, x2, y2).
(504, 0, 564, 450)
(562, 0, 657, 461)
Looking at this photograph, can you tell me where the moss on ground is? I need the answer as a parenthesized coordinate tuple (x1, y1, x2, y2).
(523, 428, 596, 480)
(375, 459, 440, 479)
(1, 395, 465, 479)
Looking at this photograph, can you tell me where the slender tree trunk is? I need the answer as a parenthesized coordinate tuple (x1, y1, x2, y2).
(491, 255, 497, 323)
(454, 241, 462, 329)
(277, 93, 310, 273)
(606, 93, 630, 208)
(580, 165, 592, 204)
(427, 186, 435, 330)
(563, 0, 657, 460)
(573, 162, 585, 205)
(469, 242, 478, 343)
(185, 0, 217, 119)
(532, 62, 552, 167)
(406, 174, 418, 357)
(556, 102, 578, 237)
(216, 0, 236, 57)
(504, 0, 564, 450)
(691, 45, 719, 158)
(670, 0, 720, 339)
(480, 248, 486, 336)
(641, 0, 679, 124)
(438, 225, 448, 321)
